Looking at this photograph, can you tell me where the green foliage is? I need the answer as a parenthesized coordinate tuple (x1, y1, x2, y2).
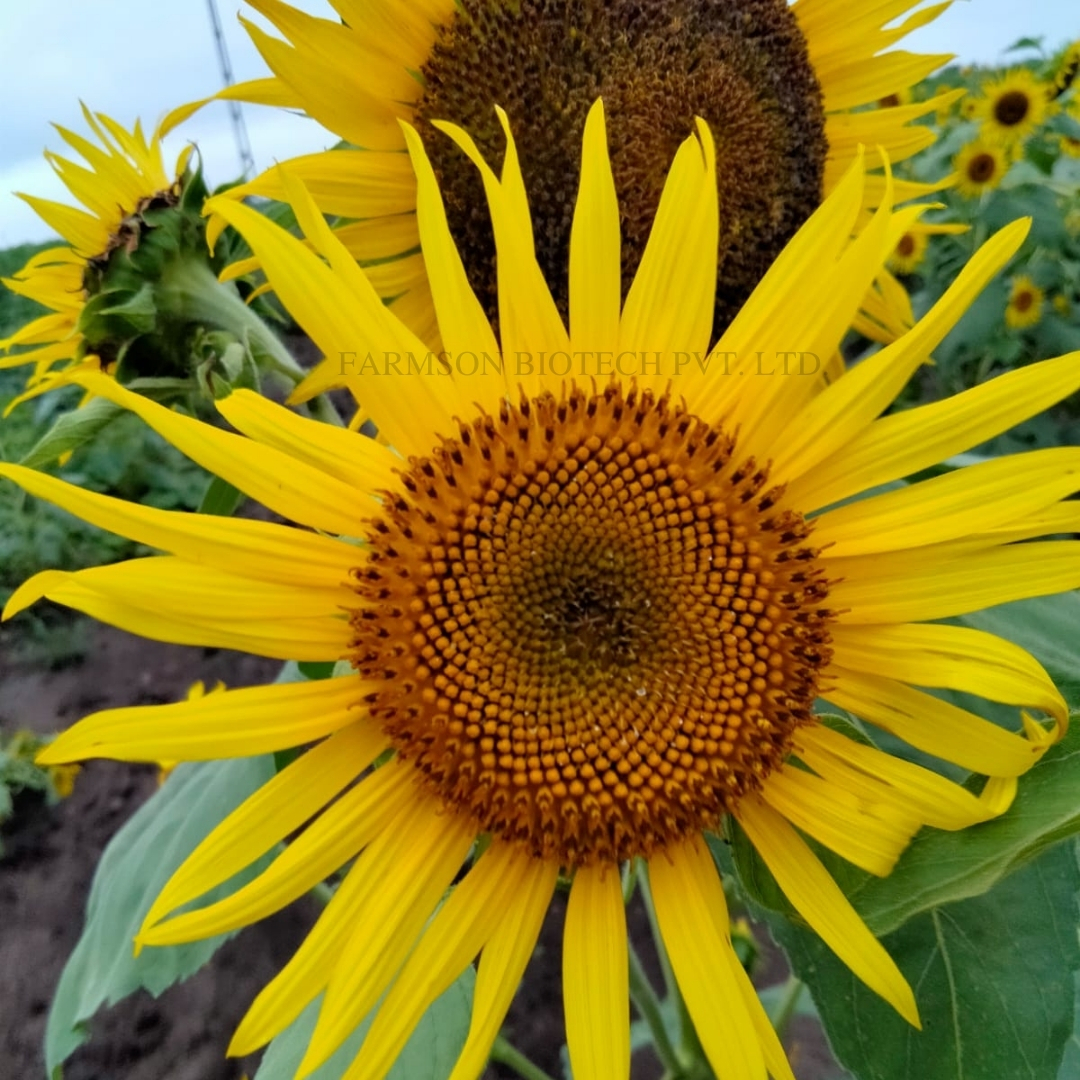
(774, 843, 1079, 1080)
(44, 756, 276, 1078)
(254, 973, 475, 1080)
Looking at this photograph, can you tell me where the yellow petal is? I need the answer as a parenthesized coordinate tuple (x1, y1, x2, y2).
(826, 668, 1055, 777)
(299, 810, 474, 1076)
(789, 351, 1080, 511)
(829, 623, 1067, 726)
(758, 765, 918, 876)
(447, 859, 558, 1080)
(649, 836, 768, 1080)
(564, 864, 630, 1080)
(346, 843, 534, 1080)
(736, 795, 920, 1027)
(143, 763, 416, 951)
(0, 463, 358, 590)
(37, 674, 368, 764)
(65, 371, 374, 536)
(141, 721, 386, 935)
(569, 100, 621, 357)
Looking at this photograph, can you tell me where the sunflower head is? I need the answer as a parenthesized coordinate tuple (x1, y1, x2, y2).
(888, 229, 929, 275)
(205, 0, 957, 348)
(1005, 274, 1044, 330)
(977, 69, 1051, 145)
(0, 109, 190, 382)
(954, 139, 1008, 198)
(11, 95, 1080, 1080)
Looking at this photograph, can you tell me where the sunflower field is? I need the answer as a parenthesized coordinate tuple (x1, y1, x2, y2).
(2, 7, 1080, 1080)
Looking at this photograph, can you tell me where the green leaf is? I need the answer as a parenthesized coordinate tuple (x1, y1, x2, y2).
(772, 841, 1079, 1080)
(44, 756, 276, 1075)
(20, 399, 123, 469)
(197, 474, 245, 517)
(255, 969, 475, 1080)
(1005, 35, 1044, 52)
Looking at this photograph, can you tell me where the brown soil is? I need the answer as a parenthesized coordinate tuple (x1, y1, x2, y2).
(0, 618, 841, 1080)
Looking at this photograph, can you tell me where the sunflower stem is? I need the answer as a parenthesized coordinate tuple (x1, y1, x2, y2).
(628, 941, 685, 1077)
(489, 1035, 557, 1080)
(310, 880, 335, 907)
(769, 975, 804, 1042)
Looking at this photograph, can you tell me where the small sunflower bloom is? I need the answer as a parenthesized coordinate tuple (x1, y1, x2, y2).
(954, 140, 1009, 198)
(1059, 132, 1080, 158)
(11, 104, 1079, 1080)
(1053, 294, 1071, 318)
(179, 0, 960, 348)
(977, 69, 1052, 146)
(887, 221, 968, 276)
(1005, 275, 1045, 329)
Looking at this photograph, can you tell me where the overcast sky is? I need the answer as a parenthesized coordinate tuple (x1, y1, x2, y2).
(0, 0, 1076, 247)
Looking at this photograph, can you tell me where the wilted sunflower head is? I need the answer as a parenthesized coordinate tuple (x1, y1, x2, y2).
(192, 0, 959, 345)
(0, 107, 190, 387)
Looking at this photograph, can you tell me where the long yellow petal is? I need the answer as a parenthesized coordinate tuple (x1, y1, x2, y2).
(400, 122, 503, 409)
(790, 352, 1080, 511)
(830, 541, 1080, 624)
(795, 723, 1014, 830)
(299, 811, 475, 1077)
(142, 763, 416, 951)
(216, 389, 401, 496)
(569, 99, 621, 358)
(620, 119, 717, 383)
(759, 765, 918, 876)
(815, 447, 1080, 557)
(346, 843, 534, 1080)
(37, 675, 368, 764)
(736, 795, 920, 1026)
(447, 859, 558, 1080)
(64, 371, 373, 536)
(650, 836, 767, 1080)
(141, 722, 386, 936)
(0, 463, 358, 590)
(771, 219, 1029, 485)
(564, 864, 630, 1080)
(4, 564, 349, 662)
(829, 623, 1067, 725)
(825, 668, 1055, 776)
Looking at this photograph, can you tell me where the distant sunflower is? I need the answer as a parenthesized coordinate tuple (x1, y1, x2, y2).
(1006, 274, 1044, 329)
(0, 108, 189, 387)
(181, 0, 958, 349)
(887, 221, 968, 276)
(954, 140, 1009, 198)
(14, 105, 1078, 1080)
(1059, 132, 1080, 158)
(978, 69, 1051, 145)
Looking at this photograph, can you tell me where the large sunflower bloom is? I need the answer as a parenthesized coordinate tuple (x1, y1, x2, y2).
(12, 105, 1080, 1080)
(0, 108, 189, 386)
(183, 0, 959, 350)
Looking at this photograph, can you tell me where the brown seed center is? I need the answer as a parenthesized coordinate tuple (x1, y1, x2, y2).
(994, 89, 1031, 127)
(348, 383, 833, 865)
(969, 152, 997, 183)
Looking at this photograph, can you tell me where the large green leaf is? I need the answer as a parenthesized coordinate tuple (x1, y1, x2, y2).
(771, 842, 1080, 1080)
(44, 756, 275, 1076)
(255, 970, 475, 1080)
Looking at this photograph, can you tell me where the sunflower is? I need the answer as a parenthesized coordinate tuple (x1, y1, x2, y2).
(0, 108, 189, 387)
(1059, 132, 1080, 158)
(954, 139, 1009, 198)
(179, 0, 958, 350)
(977, 69, 1051, 146)
(1005, 274, 1045, 330)
(12, 105, 1079, 1080)
(887, 221, 969, 276)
